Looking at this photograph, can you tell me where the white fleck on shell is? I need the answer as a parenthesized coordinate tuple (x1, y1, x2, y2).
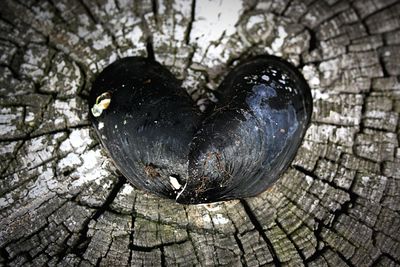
(261, 75, 270, 81)
(91, 104, 103, 117)
(169, 176, 182, 190)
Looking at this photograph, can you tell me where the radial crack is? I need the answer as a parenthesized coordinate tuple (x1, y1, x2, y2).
(275, 219, 307, 264)
(185, 0, 196, 45)
(240, 199, 281, 266)
(151, 0, 159, 25)
(68, 176, 126, 257)
(127, 195, 137, 266)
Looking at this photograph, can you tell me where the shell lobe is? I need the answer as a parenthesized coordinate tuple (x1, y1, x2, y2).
(89, 56, 312, 204)
(89, 57, 201, 199)
(175, 56, 312, 203)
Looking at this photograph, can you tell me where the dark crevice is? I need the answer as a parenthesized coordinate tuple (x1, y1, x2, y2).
(0, 16, 14, 28)
(76, 0, 98, 25)
(184, 0, 196, 45)
(294, 0, 319, 22)
(275, 220, 307, 264)
(0, 6, 50, 42)
(129, 244, 155, 252)
(72, 57, 90, 98)
(114, 0, 121, 11)
(371, 217, 380, 247)
(37, 46, 56, 87)
(305, 26, 318, 52)
(240, 199, 281, 266)
(0, 37, 22, 49)
(328, 190, 357, 227)
(0, 247, 10, 263)
(9, 45, 24, 79)
(21, 106, 27, 128)
(151, 0, 159, 25)
(377, 253, 400, 265)
(146, 37, 155, 61)
(280, 0, 292, 16)
(79, 0, 120, 52)
(233, 232, 246, 265)
(354, 62, 370, 148)
(0, 136, 26, 176)
(0, 124, 88, 143)
(11, 0, 35, 24)
(292, 164, 358, 228)
(242, 0, 258, 15)
(226, 206, 247, 265)
(335, 249, 356, 267)
(304, 246, 328, 265)
(357, 0, 400, 22)
(140, 11, 156, 62)
(129, 239, 188, 252)
(0, 49, 68, 179)
(28, 243, 53, 264)
(47, 0, 71, 26)
(2, 198, 71, 263)
(132, 1, 142, 17)
(306, 219, 357, 267)
(377, 53, 390, 78)
(95, 257, 102, 267)
(268, 187, 332, 265)
(14, 0, 37, 15)
(127, 195, 137, 267)
(160, 246, 166, 267)
(352, 124, 398, 136)
(96, 237, 113, 267)
(293, 164, 355, 198)
(90, 177, 126, 222)
(68, 176, 126, 257)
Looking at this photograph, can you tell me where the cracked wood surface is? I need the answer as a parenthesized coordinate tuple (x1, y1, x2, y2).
(0, 0, 399, 266)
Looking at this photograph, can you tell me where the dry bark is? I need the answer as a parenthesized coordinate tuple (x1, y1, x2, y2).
(0, 0, 399, 266)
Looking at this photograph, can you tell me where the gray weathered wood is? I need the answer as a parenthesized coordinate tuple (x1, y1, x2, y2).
(0, 0, 399, 266)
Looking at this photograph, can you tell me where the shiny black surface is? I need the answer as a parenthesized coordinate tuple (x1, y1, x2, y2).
(89, 56, 312, 204)
(89, 57, 201, 199)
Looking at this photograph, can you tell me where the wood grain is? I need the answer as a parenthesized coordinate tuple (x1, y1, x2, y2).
(0, 0, 399, 266)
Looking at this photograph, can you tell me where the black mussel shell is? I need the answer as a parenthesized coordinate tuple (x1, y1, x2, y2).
(178, 55, 312, 203)
(89, 57, 201, 199)
(89, 56, 312, 204)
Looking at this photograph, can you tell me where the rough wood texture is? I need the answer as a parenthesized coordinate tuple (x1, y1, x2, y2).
(0, 0, 399, 266)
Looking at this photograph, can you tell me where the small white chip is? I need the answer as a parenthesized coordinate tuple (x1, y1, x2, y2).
(261, 75, 270, 81)
(169, 176, 182, 190)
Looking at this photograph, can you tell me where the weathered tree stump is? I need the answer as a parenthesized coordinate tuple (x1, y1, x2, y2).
(0, 0, 399, 266)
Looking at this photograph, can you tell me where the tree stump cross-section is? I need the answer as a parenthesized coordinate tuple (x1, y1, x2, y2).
(0, 0, 400, 266)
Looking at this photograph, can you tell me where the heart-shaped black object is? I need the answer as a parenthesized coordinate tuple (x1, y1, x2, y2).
(89, 55, 312, 204)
